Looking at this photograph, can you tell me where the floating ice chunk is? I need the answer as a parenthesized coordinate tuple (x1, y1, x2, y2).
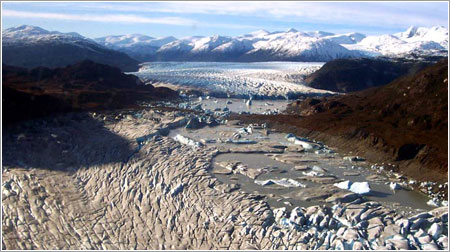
(236, 125, 254, 135)
(293, 139, 319, 150)
(246, 125, 254, 135)
(255, 180, 275, 186)
(334, 181, 352, 190)
(173, 134, 203, 147)
(302, 171, 321, 177)
(278, 179, 306, 188)
(334, 180, 371, 194)
(312, 166, 327, 173)
(427, 198, 440, 207)
(198, 96, 203, 102)
(390, 182, 402, 190)
(285, 133, 320, 150)
(255, 178, 306, 188)
(350, 182, 371, 194)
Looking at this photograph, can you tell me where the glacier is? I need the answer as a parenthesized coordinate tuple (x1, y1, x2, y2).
(133, 61, 334, 99)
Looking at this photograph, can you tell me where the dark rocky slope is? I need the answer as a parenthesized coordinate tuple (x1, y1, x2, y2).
(2, 60, 178, 124)
(305, 57, 437, 92)
(235, 60, 448, 185)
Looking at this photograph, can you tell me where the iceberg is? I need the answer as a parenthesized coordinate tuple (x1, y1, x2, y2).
(334, 180, 371, 194)
(255, 178, 306, 188)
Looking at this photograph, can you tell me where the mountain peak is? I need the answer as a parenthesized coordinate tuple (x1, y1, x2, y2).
(3, 25, 50, 35)
(404, 26, 419, 38)
(286, 28, 298, 33)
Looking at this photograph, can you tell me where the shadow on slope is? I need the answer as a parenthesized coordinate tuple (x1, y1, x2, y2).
(2, 60, 178, 124)
(2, 112, 138, 172)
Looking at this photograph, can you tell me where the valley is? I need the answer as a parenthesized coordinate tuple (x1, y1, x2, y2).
(1, 7, 449, 250)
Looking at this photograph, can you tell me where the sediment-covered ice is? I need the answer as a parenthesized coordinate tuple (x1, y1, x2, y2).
(173, 134, 203, 147)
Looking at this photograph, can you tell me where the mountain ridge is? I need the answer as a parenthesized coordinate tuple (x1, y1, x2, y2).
(2, 25, 141, 72)
(2, 25, 448, 66)
(93, 25, 448, 61)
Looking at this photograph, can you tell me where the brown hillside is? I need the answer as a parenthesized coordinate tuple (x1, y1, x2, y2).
(235, 60, 448, 185)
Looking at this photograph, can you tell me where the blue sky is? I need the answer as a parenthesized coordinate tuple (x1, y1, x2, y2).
(2, 1, 448, 39)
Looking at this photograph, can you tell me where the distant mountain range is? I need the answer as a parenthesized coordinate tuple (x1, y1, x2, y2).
(2, 25, 140, 72)
(95, 26, 448, 62)
(2, 25, 448, 70)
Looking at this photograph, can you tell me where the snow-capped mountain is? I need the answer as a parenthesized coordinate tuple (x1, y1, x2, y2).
(395, 26, 448, 47)
(2, 25, 140, 71)
(2, 25, 85, 41)
(343, 26, 448, 57)
(95, 26, 448, 62)
(322, 32, 366, 44)
(95, 34, 156, 48)
(3, 25, 448, 66)
(95, 34, 177, 61)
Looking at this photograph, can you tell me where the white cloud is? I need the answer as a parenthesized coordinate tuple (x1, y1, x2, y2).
(2, 8, 260, 30)
(79, 1, 448, 29)
(2, 9, 196, 26)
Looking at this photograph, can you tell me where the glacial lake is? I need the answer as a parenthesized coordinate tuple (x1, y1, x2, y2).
(167, 98, 433, 215)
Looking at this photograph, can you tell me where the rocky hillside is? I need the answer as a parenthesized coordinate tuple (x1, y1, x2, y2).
(2, 25, 140, 72)
(2, 60, 178, 124)
(305, 57, 436, 92)
(236, 60, 448, 184)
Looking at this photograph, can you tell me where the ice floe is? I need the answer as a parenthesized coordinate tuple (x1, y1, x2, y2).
(334, 180, 371, 195)
(255, 178, 306, 188)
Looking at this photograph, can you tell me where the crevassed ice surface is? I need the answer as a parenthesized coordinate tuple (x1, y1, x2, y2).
(133, 62, 332, 98)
